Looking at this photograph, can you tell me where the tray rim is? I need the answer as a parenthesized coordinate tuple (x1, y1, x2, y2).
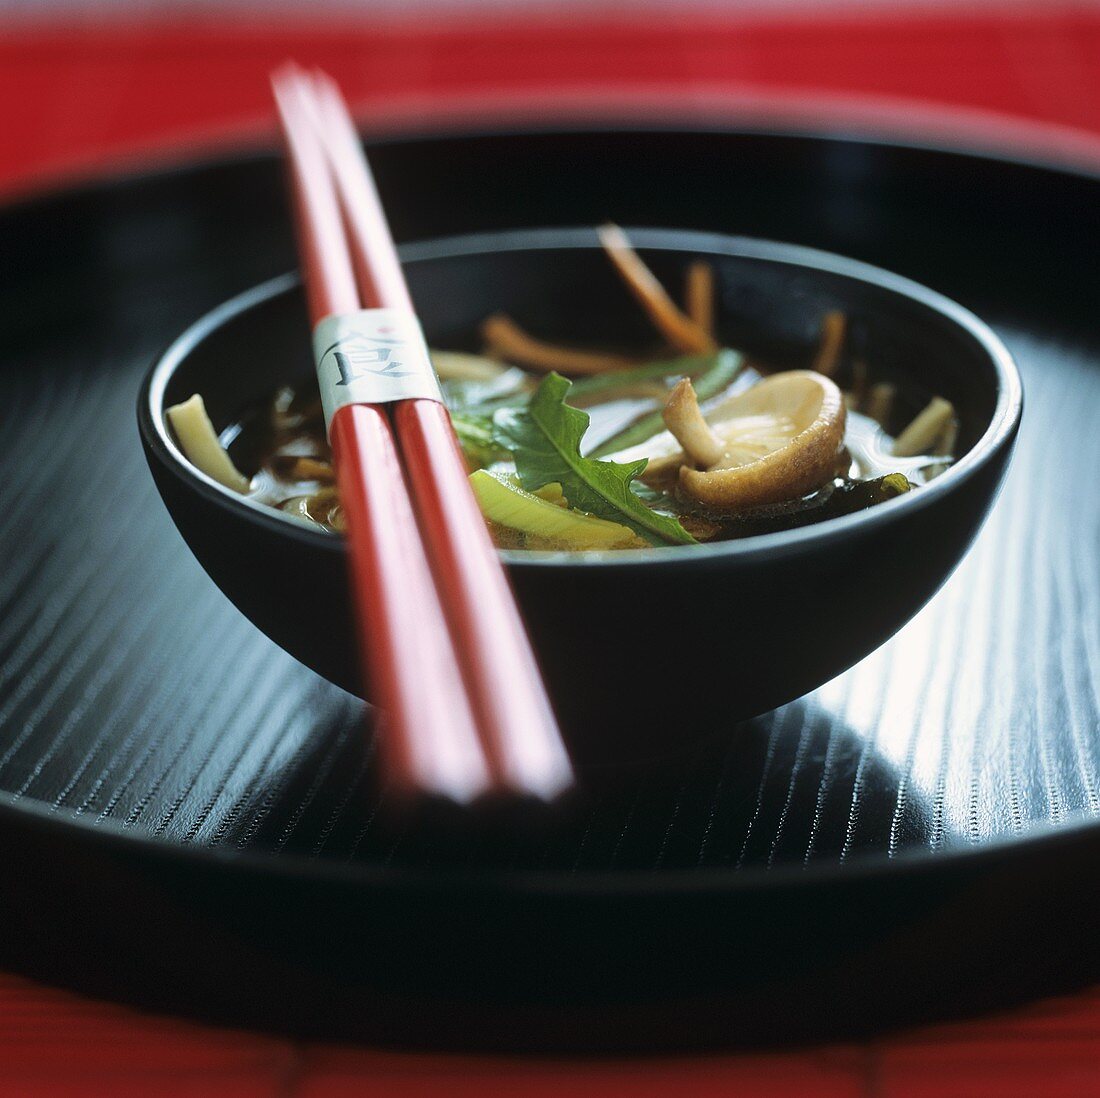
(3, 122, 1098, 897)
(3, 781, 1100, 896)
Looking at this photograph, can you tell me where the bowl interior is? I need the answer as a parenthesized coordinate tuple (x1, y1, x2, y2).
(153, 227, 1016, 555)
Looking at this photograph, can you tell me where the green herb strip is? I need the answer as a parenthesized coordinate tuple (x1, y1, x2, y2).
(566, 353, 716, 403)
(590, 349, 744, 457)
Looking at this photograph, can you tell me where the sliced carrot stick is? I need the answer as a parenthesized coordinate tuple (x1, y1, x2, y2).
(684, 260, 715, 336)
(812, 309, 846, 377)
(290, 456, 335, 481)
(481, 313, 639, 375)
(597, 224, 716, 354)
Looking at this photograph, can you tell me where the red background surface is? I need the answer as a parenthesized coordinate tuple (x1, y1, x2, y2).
(2, 4, 1100, 1094)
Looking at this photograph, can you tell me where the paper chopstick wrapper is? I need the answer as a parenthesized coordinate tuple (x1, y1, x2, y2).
(314, 308, 444, 430)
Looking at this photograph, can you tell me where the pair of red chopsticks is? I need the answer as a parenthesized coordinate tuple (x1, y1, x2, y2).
(272, 67, 572, 802)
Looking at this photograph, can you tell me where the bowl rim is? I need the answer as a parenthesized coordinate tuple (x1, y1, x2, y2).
(140, 225, 1022, 569)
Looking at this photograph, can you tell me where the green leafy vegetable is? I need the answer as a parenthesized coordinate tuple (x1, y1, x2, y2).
(450, 413, 510, 469)
(713, 473, 913, 538)
(440, 366, 532, 414)
(827, 472, 912, 515)
(491, 373, 696, 546)
(590, 349, 744, 457)
(566, 353, 716, 405)
(470, 469, 644, 550)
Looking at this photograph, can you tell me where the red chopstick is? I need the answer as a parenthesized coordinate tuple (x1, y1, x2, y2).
(272, 69, 492, 802)
(306, 70, 573, 799)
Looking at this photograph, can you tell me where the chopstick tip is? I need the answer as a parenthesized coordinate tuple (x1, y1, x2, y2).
(270, 60, 312, 100)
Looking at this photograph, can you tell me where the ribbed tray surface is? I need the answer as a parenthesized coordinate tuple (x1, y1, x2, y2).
(1, 132, 1098, 876)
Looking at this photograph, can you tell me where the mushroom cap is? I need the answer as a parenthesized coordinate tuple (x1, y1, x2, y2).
(679, 371, 846, 510)
(605, 370, 846, 511)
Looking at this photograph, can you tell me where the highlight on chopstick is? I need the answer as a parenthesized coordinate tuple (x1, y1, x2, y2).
(168, 224, 959, 553)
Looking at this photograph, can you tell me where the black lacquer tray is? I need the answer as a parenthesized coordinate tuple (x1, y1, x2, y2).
(1, 127, 1099, 1051)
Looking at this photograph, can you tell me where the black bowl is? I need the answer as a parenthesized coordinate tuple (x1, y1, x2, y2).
(139, 227, 1020, 765)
